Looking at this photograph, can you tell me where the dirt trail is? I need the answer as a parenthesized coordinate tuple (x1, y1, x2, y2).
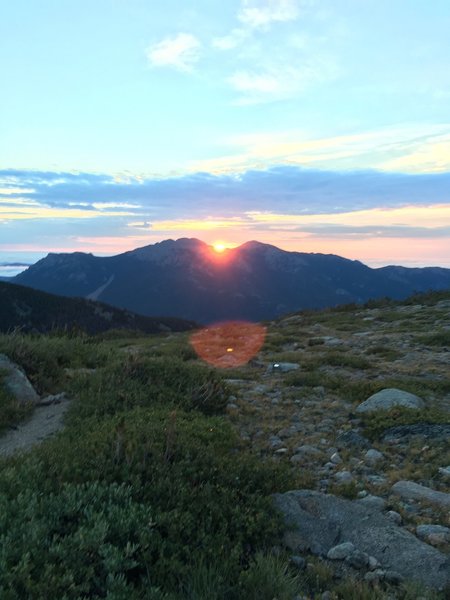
(0, 399, 71, 458)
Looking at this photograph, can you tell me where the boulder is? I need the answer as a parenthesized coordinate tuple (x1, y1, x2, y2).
(0, 354, 40, 405)
(273, 489, 450, 590)
(355, 388, 424, 414)
(391, 480, 450, 509)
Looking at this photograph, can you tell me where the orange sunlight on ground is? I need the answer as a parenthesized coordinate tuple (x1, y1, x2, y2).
(190, 321, 266, 368)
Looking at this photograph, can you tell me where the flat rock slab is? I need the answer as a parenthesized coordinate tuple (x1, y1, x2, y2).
(0, 354, 40, 405)
(0, 399, 70, 457)
(382, 423, 450, 442)
(356, 388, 424, 414)
(273, 489, 450, 590)
(391, 480, 450, 509)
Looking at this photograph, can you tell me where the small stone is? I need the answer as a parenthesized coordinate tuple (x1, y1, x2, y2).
(358, 495, 386, 510)
(336, 430, 370, 449)
(346, 550, 370, 569)
(364, 448, 384, 466)
(384, 570, 404, 585)
(416, 524, 450, 546)
(268, 435, 283, 449)
(330, 451, 343, 464)
(290, 555, 306, 570)
(368, 555, 380, 570)
(292, 444, 323, 458)
(226, 402, 238, 412)
(357, 490, 368, 498)
(364, 569, 385, 583)
(321, 592, 332, 600)
(327, 542, 355, 560)
(438, 466, 450, 479)
(269, 362, 299, 373)
(334, 470, 353, 484)
(386, 510, 402, 525)
(274, 447, 288, 454)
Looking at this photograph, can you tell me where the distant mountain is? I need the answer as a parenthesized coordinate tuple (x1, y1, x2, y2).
(13, 238, 450, 323)
(0, 281, 196, 334)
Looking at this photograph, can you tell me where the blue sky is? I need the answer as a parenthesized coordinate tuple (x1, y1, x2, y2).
(1, 0, 450, 273)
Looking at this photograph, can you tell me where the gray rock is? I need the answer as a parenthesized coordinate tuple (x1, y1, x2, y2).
(386, 511, 402, 525)
(358, 495, 386, 510)
(327, 542, 355, 560)
(346, 549, 370, 569)
(383, 423, 450, 442)
(290, 555, 306, 570)
(273, 489, 450, 590)
(391, 480, 450, 509)
(330, 452, 343, 464)
(292, 444, 323, 458)
(269, 362, 299, 373)
(384, 570, 404, 585)
(438, 465, 450, 479)
(364, 449, 384, 465)
(268, 435, 283, 449)
(356, 388, 424, 414)
(336, 430, 370, 449)
(38, 392, 67, 406)
(416, 525, 450, 545)
(334, 470, 353, 484)
(0, 354, 40, 405)
(365, 474, 387, 486)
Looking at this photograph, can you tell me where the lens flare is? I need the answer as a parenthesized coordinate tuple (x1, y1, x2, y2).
(190, 321, 266, 368)
(213, 242, 226, 253)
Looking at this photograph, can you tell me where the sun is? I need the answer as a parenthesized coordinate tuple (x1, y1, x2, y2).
(213, 242, 226, 253)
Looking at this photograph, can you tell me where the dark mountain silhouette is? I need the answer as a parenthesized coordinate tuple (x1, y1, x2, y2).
(13, 238, 450, 323)
(0, 280, 196, 334)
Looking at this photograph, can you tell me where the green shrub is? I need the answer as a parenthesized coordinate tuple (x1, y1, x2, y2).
(0, 333, 113, 393)
(0, 408, 294, 597)
(66, 355, 229, 423)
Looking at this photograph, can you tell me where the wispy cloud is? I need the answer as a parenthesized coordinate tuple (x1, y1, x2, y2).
(190, 124, 450, 173)
(238, 0, 303, 29)
(228, 58, 338, 104)
(146, 33, 201, 72)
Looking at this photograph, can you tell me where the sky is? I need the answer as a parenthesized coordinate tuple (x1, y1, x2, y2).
(1, 0, 450, 275)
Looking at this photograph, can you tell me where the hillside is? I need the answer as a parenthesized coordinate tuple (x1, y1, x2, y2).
(0, 290, 448, 598)
(0, 280, 196, 334)
(14, 238, 450, 323)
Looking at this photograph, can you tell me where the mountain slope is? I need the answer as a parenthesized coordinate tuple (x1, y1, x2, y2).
(0, 281, 196, 334)
(14, 238, 450, 323)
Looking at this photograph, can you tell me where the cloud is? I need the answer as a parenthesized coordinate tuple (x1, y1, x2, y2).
(228, 58, 337, 103)
(146, 33, 201, 72)
(238, 0, 303, 29)
(190, 124, 450, 173)
(1, 167, 449, 230)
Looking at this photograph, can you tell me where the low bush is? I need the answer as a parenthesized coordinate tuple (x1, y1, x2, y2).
(66, 355, 229, 424)
(0, 408, 294, 597)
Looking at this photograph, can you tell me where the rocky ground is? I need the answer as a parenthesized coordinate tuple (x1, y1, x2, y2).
(219, 296, 450, 593)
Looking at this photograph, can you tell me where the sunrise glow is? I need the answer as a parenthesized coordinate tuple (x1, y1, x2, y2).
(213, 242, 226, 253)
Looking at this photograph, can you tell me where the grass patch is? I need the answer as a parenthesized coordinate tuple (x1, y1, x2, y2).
(416, 330, 450, 347)
(361, 406, 450, 440)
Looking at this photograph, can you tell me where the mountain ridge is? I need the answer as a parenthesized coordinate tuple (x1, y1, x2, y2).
(14, 238, 450, 323)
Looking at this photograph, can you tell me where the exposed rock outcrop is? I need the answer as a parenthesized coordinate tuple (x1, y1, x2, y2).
(273, 489, 450, 590)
